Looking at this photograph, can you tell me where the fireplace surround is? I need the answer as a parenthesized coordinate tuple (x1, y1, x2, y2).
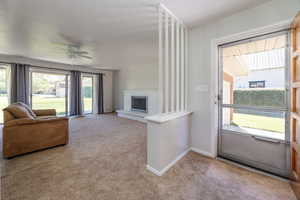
(116, 90, 158, 122)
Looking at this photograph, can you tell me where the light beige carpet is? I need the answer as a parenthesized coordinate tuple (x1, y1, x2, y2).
(0, 114, 296, 200)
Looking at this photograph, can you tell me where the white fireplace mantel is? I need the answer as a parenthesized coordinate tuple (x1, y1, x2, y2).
(116, 89, 158, 122)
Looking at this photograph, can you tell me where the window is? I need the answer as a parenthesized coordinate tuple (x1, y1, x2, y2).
(30, 70, 70, 116)
(82, 75, 94, 114)
(249, 81, 265, 88)
(222, 107, 285, 140)
(221, 33, 288, 140)
(0, 64, 10, 123)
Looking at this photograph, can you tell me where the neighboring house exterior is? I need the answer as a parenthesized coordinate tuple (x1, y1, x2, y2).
(55, 82, 66, 97)
(235, 67, 285, 89)
(222, 67, 285, 126)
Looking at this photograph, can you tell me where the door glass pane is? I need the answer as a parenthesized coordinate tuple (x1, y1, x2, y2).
(31, 72, 67, 116)
(0, 65, 10, 123)
(222, 107, 285, 140)
(82, 76, 93, 114)
(222, 35, 287, 108)
(67, 75, 71, 116)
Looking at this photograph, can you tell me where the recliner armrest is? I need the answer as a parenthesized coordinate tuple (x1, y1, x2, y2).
(4, 118, 36, 127)
(35, 117, 68, 123)
(4, 117, 68, 127)
(33, 109, 56, 116)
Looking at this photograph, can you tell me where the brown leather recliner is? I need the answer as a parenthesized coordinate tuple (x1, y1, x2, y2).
(2, 103, 69, 158)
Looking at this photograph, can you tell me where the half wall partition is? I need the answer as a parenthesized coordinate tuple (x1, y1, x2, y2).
(146, 4, 191, 176)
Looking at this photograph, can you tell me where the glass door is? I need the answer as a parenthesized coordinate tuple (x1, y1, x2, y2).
(30, 70, 70, 116)
(81, 75, 94, 114)
(0, 64, 10, 123)
(218, 31, 290, 177)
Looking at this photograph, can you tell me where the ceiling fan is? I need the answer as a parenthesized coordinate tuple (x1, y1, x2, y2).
(52, 33, 93, 60)
(66, 44, 92, 60)
(53, 43, 93, 60)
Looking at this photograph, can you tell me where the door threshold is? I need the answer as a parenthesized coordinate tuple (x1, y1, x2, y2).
(217, 157, 290, 182)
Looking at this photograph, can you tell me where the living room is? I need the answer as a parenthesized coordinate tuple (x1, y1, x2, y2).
(1, 0, 300, 200)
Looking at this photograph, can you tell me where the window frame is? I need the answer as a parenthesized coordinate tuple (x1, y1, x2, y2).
(29, 67, 71, 116)
(218, 30, 290, 141)
(81, 73, 94, 115)
(0, 64, 11, 124)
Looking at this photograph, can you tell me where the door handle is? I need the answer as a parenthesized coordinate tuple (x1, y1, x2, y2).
(252, 136, 281, 144)
(215, 94, 221, 104)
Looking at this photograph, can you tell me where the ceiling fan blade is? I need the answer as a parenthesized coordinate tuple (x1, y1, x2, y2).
(58, 33, 82, 46)
(53, 46, 69, 51)
(52, 41, 72, 47)
(80, 55, 93, 59)
(72, 51, 89, 55)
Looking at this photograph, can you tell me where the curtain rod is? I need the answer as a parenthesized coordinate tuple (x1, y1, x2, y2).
(0, 61, 104, 75)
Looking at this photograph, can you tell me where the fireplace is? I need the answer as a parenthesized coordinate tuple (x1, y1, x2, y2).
(131, 96, 147, 113)
(116, 90, 158, 122)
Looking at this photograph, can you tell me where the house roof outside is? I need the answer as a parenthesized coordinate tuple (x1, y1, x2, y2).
(223, 34, 286, 76)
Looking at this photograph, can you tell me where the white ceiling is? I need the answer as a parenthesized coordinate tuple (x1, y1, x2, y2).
(162, 0, 271, 27)
(0, 0, 270, 68)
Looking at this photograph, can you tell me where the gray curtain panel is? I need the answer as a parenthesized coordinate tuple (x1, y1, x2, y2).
(98, 73, 104, 114)
(10, 63, 30, 105)
(70, 71, 82, 116)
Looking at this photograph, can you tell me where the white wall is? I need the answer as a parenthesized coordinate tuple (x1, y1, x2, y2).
(147, 113, 191, 175)
(95, 39, 158, 110)
(188, 0, 300, 155)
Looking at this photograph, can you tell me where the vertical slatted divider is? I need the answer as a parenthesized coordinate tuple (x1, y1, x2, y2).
(158, 4, 188, 114)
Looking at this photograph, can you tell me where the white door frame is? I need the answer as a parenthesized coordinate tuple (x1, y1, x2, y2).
(210, 19, 292, 158)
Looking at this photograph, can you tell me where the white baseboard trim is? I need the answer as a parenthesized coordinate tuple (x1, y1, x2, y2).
(146, 165, 162, 176)
(146, 148, 190, 176)
(147, 148, 216, 176)
(190, 147, 215, 158)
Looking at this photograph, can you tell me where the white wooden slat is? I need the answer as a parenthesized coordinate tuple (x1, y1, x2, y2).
(159, 3, 186, 29)
(184, 28, 188, 111)
(158, 7, 163, 113)
(171, 17, 175, 112)
(164, 11, 169, 113)
(176, 21, 180, 112)
(180, 25, 184, 111)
